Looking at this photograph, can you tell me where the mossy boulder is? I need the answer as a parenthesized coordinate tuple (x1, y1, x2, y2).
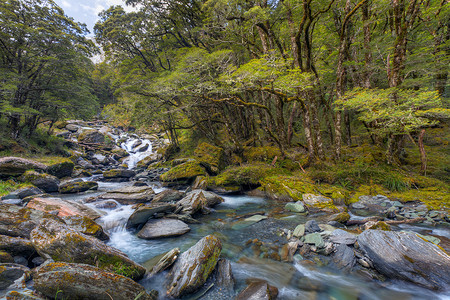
(212, 164, 278, 192)
(78, 130, 105, 144)
(103, 169, 135, 180)
(0, 235, 35, 257)
(111, 147, 129, 160)
(19, 171, 59, 193)
(62, 215, 109, 241)
(302, 194, 339, 213)
(59, 180, 98, 194)
(0, 204, 48, 238)
(136, 154, 159, 169)
(194, 142, 225, 174)
(0, 263, 31, 290)
(30, 219, 146, 280)
(126, 203, 176, 229)
(167, 235, 222, 298)
(98, 186, 155, 205)
(260, 175, 315, 201)
(176, 190, 224, 215)
(243, 146, 281, 162)
(46, 159, 74, 178)
(26, 197, 100, 220)
(160, 161, 206, 185)
(152, 189, 184, 203)
(33, 262, 157, 300)
(331, 212, 350, 224)
(0, 157, 47, 178)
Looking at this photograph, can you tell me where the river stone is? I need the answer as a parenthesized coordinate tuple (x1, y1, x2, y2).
(66, 124, 80, 132)
(62, 215, 109, 241)
(186, 190, 224, 207)
(167, 235, 222, 298)
(98, 186, 155, 205)
(303, 233, 325, 248)
(126, 203, 176, 229)
(152, 189, 184, 203)
(147, 248, 180, 275)
(137, 219, 190, 239)
(0, 157, 47, 178)
(26, 197, 100, 219)
(351, 195, 393, 215)
(231, 215, 268, 230)
(0, 204, 48, 238)
(5, 289, 46, 300)
(136, 154, 159, 168)
(78, 129, 105, 144)
(0, 263, 30, 290)
(302, 194, 334, 210)
(293, 224, 305, 237)
(329, 229, 357, 245)
(33, 262, 157, 300)
(216, 258, 234, 290)
(59, 180, 98, 194)
(103, 169, 136, 179)
(332, 244, 356, 272)
(357, 230, 450, 290)
(30, 218, 146, 280)
(305, 220, 322, 234)
(19, 171, 59, 193)
(176, 190, 208, 215)
(0, 235, 35, 257)
(1, 187, 43, 201)
(285, 202, 306, 213)
(46, 160, 75, 178)
(236, 281, 279, 300)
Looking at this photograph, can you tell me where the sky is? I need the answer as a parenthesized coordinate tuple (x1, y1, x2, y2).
(54, 0, 135, 35)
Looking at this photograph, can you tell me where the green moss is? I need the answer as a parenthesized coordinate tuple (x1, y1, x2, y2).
(367, 221, 391, 231)
(332, 212, 350, 223)
(390, 188, 450, 210)
(194, 142, 225, 174)
(36, 156, 73, 166)
(243, 146, 281, 162)
(0, 180, 33, 197)
(213, 163, 282, 189)
(160, 161, 206, 182)
(346, 184, 387, 205)
(260, 174, 316, 201)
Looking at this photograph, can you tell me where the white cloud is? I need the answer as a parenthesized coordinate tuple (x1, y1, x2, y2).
(61, 0, 71, 8)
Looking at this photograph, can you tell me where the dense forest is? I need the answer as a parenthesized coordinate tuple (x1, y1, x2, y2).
(1, 0, 449, 169)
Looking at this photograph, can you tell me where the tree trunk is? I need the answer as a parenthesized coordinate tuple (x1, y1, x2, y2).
(418, 129, 427, 175)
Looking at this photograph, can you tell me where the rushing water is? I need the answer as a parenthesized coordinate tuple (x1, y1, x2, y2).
(49, 135, 450, 299)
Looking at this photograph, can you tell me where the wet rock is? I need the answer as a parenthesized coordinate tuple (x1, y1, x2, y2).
(192, 176, 208, 190)
(137, 219, 190, 239)
(98, 186, 155, 205)
(332, 244, 355, 272)
(305, 220, 322, 234)
(216, 259, 234, 290)
(302, 194, 335, 212)
(293, 224, 305, 238)
(176, 190, 222, 215)
(152, 189, 184, 203)
(126, 203, 176, 229)
(1, 187, 43, 201)
(112, 148, 129, 160)
(303, 233, 325, 248)
(0, 157, 47, 178)
(285, 202, 306, 213)
(236, 281, 278, 300)
(351, 195, 393, 215)
(364, 220, 391, 231)
(0, 263, 30, 290)
(331, 212, 350, 224)
(66, 123, 80, 132)
(136, 154, 159, 168)
(78, 129, 105, 144)
(59, 180, 98, 193)
(19, 171, 59, 193)
(0, 204, 48, 238)
(281, 241, 300, 262)
(232, 215, 268, 230)
(46, 160, 75, 178)
(165, 214, 201, 224)
(357, 230, 450, 291)
(26, 197, 100, 219)
(0, 235, 35, 257)
(329, 229, 357, 245)
(160, 161, 206, 186)
(5, 289, 45, 299)
(147, 248, 180, 275)
(167, 235, 222, 298)
(103, 169, 136, 180)
(93, 200, 118, 210)
(62, 215, 109, 241)
(33, 262, 157, 300)
(0, 251, 14, 263)
(76, 157, 94, 169)
(30, 219, 146, 280)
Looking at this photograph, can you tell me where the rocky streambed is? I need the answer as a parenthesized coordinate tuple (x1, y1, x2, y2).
(0, 121, 449, 300)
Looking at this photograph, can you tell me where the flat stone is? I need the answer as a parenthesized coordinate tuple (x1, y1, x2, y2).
(98, 186, 155, 205)
(329, 229, 357, 245)
(305, 220, 322, 233)
(0, 157, 47, 178)
(26, 197, 100, 219)
(285, 202, 306, 213)
(293, 224, 305, 238)
(126, 203, 176, 229)
(137, 219, 190, 239)
(304, 233, 325, 248)
(332, 244, 356, 272)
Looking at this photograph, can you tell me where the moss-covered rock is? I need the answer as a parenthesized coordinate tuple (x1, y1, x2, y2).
(78, 130, 105, 144)
(44, 158, 74, 178)
(243, 146, 281, 162)
(260, 174, 315, 201)
(19, 171, 59, 193)
(59, 180, 98, 194)
(26, 197, 100, 219)
(302, 194, 339, 213)
(30, 219, 146, 280)
(167, 235, 222, 297)
(194, 142, 225, 174)
(0, 204, 48, 238)
(0, 157, 47, 178)
(62, 215, 109, 241)
(103, 169, 135, 179)
(160, 161, 206, 185)
(33, 262, 157, 300)
(0, 235, 35, 257)
(331, 212, 350, 223)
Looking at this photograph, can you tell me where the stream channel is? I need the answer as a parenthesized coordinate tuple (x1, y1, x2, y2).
(54, 135, 450, 300)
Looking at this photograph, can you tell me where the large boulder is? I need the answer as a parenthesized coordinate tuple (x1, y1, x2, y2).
(26, 197, 100, 219)
(302, 194, 337, 213)
(33, 262, 157, 300)
(0, 235, 35, 257)
(19, 171, 59, 193)
(126, 203, 176, 229)
(103, 169, 136, 180)
(98, 186, 155, 205)
(46, 159, 75, 178)
(137, 219, 190, 239)
(194, 142, 225, 174)
(62, 215, 109, 241)
(167, 235, 222, 298)
(357, 230, 450, 290)
(59, 180, 98, 194)
(0, 157, 47, 178)
(0, 263, 30, 290)
(78, 129, 105, 144)
(176, 190, 223, 215)
(136, 154, 159, 169)
(0, 204, 47, 238)
(1, 186, 43, 201)
(160, 161, 206, 186)
(30, 219, 146, 280)
(236, 281, 279, 300)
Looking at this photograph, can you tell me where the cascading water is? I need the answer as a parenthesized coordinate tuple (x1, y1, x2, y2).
(111, 132, 154, 169)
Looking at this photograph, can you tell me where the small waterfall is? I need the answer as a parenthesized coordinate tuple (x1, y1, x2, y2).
(115, 133, 154, 169)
